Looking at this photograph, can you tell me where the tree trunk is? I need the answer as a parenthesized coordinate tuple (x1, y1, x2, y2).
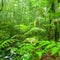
(0, 0, 3, 11)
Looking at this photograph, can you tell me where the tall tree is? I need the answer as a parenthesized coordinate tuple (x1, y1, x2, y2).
(48, 0, 59, 41)
(48, 0, 55, 40)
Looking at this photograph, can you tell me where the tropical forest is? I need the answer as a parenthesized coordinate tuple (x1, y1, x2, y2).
(0, 0, 60, 60)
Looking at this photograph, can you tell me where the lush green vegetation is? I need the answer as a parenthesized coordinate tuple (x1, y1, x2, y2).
(0, 0, 60, 60)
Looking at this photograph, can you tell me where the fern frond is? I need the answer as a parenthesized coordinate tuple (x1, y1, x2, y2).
(51, 47, 59, 55)
(44, 41, 55, 50)
(38, 40, 50, 47)
(0, 39, 18, 49)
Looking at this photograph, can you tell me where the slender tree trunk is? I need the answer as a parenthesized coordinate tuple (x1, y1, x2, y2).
(48, 0, 55, 40)
(48, 19, 51, 40)
(0, 0, 3, 11)
(48, 0, 59, 41)
(54, 22, 58, 41)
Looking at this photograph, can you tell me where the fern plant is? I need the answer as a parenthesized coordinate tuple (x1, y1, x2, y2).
(16, 40, 60, 60)
(0, 23, 60, 60)
(0, 39, 18, 49)
(35, 40, 60, 59)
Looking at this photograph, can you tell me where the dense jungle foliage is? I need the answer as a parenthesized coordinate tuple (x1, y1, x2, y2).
(0, 0, 60, 60)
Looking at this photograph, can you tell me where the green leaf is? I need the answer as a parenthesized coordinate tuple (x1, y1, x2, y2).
(58, 51, 60, 57)
(36, 51, 43, 58)
(51, 47, 59, 55)
(44, 42, 55, 50)
(39, 41, 50, 47)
